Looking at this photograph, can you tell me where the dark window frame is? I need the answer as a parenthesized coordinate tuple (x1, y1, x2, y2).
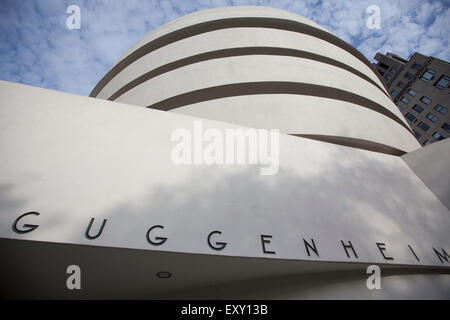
(404, 72, 414, 80)
(420, 96, 432, 105)
(378, 62, 389, 70)
(401, 96, 410, 104)
(418, 121, 430, 131)
(434, 75, 450, 90)
(434, 104, 447, 115)
(413, 130, 421, 139)
(412, 104, 424, 113)
(442, 123, 450, 134)
(420, 69, 436, 82)
(426, 112, 439, 123)
(412, 63, 422, 70)
(432, 132, 444, 141)
(405, 112, 416, 121)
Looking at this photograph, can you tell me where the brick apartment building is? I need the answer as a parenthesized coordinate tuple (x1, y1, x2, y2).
(374, 52, 450, 146)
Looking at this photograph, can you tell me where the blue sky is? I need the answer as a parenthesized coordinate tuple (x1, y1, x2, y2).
(1, 0, 449, 96)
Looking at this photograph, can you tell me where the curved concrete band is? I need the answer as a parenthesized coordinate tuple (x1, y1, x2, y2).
(147, 81, 412, 133)
(106, 46, 390, 102)
(90, 17, 389, 98)
(90, 6, 420, 155)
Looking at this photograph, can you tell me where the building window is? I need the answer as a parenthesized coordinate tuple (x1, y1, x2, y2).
(432, 132, 445, 141)
(385, 75, 391, 82)
(391, 67, 397, 73)
(423, 140, 431, 146)
(434, 75, 450, 90)
(420, 96, 432, 105)
(413, 130, 421, 139)
(401, 97, 410, 104)
(407, 89, 416, 97)
(412, 63, 422, 70)
(379, 70, 385, 76)
(434, 104, 448, 115)
(426, 113, 439, 123)
(442, 123, 450, 134)
(405, 113, 416, 121)
(391, 90, 399, 97)
(397, 104, 403, 111)
(420, 69, 436, 82)
(418, 121, 430, 131)
(412, 104, 424, 113)
(404, 72, 413, 80)
(379, 62, 389, 70)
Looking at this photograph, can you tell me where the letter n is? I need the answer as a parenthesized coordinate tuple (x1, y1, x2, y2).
(433, 247, 450, 263)
(303, 238, 319, 257)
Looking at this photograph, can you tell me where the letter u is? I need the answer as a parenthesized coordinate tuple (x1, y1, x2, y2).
(85, 217, 107, 240)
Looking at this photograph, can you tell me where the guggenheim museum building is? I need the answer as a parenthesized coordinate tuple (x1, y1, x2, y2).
(0, 6, 449, 299)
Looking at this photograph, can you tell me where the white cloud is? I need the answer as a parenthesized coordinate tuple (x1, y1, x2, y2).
(0, 0, 449, 96)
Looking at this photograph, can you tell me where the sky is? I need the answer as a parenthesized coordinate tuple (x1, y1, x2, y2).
(0, 0, 449, 96)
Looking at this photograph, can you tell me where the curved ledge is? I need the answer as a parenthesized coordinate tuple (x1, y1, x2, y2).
(90, 17, 388, 97)
(107, 46, 390, 101)
(145, 81, 413, 135)
(290, 134, 407, 156)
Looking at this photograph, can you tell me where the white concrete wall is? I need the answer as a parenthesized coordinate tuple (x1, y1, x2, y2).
(0, 81, 448, 265)
(402, 139, 450, 210)
(172, 95, 419, 153)
(0, 81, 448, 298)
